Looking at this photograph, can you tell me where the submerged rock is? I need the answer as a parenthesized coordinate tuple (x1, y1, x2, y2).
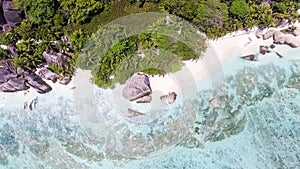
(259, 45, 270, 55)
(123, 73, 152, 101)
(275, 52, 283, 58)
(270, 44, 276, 49)
(126, 108, 145, 117)
(241, 54, 257, 61)
(160, 92, 177, 104)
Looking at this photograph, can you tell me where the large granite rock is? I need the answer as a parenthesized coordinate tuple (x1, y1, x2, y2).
(273, 32, 300, 48)
(0, 67, 16, 83)
(0, 78, 29, 92)
(273, 31, 286, 44)
(0, 0, 23, 32)
(123, 73, 152, 101)
(284, 34, 300, 48)
(25, 73, 52, 94)
(4, 10, 22, 24)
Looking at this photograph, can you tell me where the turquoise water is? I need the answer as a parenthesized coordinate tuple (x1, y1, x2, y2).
(0, 49, 299, 168)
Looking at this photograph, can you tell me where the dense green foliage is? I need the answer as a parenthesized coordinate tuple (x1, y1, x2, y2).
(77, 15, 206, 88)
(229, 0, 250, 20)
(0, 0, 300, 87)
(160, 0, 300, 38)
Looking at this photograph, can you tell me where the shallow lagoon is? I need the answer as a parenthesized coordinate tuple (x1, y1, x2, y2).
(0, 46, 299, 168)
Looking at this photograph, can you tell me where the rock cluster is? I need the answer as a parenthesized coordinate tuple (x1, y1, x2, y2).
(0, 0, 23, 32)
(0, 60, 51, 93)
(261, 29, 300, 48)
(0, 56, 71, 94)
(122, 73, 178, 105)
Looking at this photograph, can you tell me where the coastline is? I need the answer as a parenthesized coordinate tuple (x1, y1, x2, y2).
(2, 24, 300, 108)
(151, 23, 300, 92)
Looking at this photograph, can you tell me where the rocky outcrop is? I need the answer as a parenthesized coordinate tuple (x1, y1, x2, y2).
(273, 32, 300, 48)
(0, 67, 16, 83)
(0, 59, 73, 93)
(38, 68, 59, 83)
(262, 29, 276, 40)
(259, 29, 300, 48)
(284, 34, 300, 48)
(273, 31, 286, 44)
(160, 92, 177, 104)
(43, 51, 69, 66)
(0, 0, 23, 32)
(25, 72, 52, 94)
(123, 73, 152, 101)
(0, 62, 29, 92)
(293, 27, 300, 36)
(0, 77, 29, 92)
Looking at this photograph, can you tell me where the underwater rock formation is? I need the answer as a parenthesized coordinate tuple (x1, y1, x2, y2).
(160, 92, 177, 104)
(241, 54, 257, 61)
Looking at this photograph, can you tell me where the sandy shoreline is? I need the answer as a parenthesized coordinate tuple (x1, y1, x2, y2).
(1, 24, 300, 108)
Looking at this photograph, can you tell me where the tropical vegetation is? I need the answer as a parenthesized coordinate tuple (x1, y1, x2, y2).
(0, 0, 299, 87)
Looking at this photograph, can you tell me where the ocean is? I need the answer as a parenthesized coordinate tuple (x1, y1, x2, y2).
(0, 46, 299, 168)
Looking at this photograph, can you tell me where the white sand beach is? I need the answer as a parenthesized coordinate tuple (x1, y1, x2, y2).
(2, 24, 300, 108)
(150, 23, 300, 93)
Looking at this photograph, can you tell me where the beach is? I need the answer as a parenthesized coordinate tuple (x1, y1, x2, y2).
(150, 24, 300, 93)
(2, 24, 300, 108)
(0, 24, 300, 168)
